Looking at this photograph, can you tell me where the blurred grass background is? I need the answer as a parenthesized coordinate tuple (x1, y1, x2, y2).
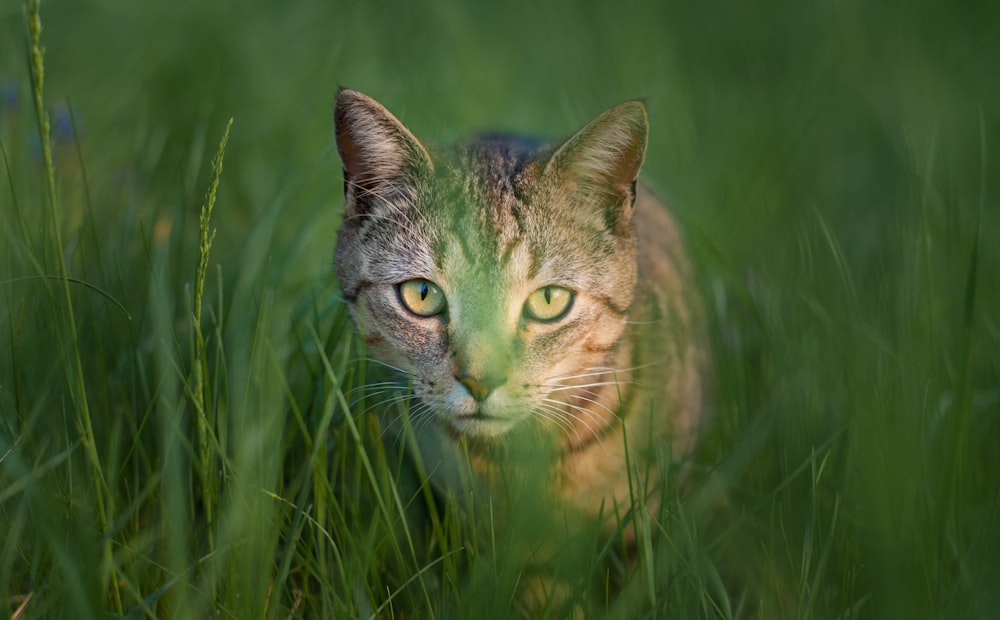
(1, 0, 998, 617)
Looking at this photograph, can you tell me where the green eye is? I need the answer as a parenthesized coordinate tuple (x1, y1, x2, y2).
(523, 286, 574, 322)
(398, 279, 446, 317)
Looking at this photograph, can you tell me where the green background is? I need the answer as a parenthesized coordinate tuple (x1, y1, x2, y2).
(1, 0, 998, 617)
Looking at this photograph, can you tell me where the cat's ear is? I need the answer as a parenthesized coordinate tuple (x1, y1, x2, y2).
(545, 100, 648, 219)
(334, 88, 433, 210)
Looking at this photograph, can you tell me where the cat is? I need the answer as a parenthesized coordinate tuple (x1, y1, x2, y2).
(332, 87, 706, 595)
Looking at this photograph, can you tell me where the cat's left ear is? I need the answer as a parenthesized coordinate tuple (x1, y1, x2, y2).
(545, 100, 648, 225)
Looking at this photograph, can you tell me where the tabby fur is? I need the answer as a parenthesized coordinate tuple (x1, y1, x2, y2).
(332, 88, 705, 534)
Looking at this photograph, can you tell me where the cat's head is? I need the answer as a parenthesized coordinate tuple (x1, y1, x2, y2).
(333, 88, 646, 441)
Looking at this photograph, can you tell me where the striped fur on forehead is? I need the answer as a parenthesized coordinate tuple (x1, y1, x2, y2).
(425, 138, 637, 291)
(425, 138, 545, 266)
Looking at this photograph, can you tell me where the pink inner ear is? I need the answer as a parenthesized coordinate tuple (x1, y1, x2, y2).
(334, 115, 366, 182)
(334, 90, 433, 193)
(335, 104, 404, 186)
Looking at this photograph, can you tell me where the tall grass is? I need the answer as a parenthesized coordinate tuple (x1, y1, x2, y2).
(2, 0, 999, 618)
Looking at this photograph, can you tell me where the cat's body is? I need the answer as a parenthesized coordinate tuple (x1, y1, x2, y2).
(332, 89, 705, 538)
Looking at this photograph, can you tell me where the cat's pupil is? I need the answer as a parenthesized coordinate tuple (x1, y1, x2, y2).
(543, 287, 551, 304)
(420, 282, 429, 300)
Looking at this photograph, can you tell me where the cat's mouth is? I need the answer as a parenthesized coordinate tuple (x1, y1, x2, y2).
(447, 410, 519, 438)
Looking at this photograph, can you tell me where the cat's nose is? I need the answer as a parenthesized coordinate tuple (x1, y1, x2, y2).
(457, 373, 505, 402)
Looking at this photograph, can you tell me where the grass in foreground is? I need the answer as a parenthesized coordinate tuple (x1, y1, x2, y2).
(2, 0, 999, 618)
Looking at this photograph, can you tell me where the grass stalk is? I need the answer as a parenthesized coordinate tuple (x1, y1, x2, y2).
(191, 117, 232, 548)
(24, 0, 121, 612)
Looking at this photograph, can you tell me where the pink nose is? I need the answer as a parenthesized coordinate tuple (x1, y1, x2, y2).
(458, 375, 497, 402)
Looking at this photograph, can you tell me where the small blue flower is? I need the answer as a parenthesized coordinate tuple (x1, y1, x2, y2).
(2, 83, 17, 111)
(52, 105, 75, 144)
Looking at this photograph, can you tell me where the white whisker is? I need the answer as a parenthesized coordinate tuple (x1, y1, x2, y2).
(536, 401, 608, 453)
(351, 385, 408, 408)
(559, 390, 622, 419)
(349, 357, 409, 375)
(533, 403, 580, 442)
(348, 384, 408, 407)
(545, 366, 622, 381)
(542, 363, 652, 384)
(544, 380, 631, 393)
(359, 393, 418, 420)
(411, 403, 440, 435)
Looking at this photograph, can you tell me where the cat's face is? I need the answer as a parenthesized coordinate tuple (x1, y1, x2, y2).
(333, 90, 647, 440)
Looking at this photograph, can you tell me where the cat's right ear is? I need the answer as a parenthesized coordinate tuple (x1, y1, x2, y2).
(543, 100, 648, 232)
(334, 88, 433, 211)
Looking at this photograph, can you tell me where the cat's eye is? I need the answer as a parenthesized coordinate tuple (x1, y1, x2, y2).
(398, 279, 446, 317)
(523, 285, 574, 322)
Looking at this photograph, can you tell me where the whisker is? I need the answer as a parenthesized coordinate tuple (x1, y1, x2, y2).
(359, 393, 419, 419)
(561, 391, 622, 419)
(348, 384, 408, 406)
(542, 400, 615, 446)
(377, 396, 430, 438)
(536, 401, 608, 453)
(541, 364, 650, 386)
(541, 397, 607, 425)
(533, 403, 580, 442)
(350, 385, 409, 409)
(559, 362, 658, 378)
(544, 380, 632, 393)
(545, 366, 622, 381)
(403, 401, 442, 436)
(347, 380, 405, 394)
(349, 357, 409, 375)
